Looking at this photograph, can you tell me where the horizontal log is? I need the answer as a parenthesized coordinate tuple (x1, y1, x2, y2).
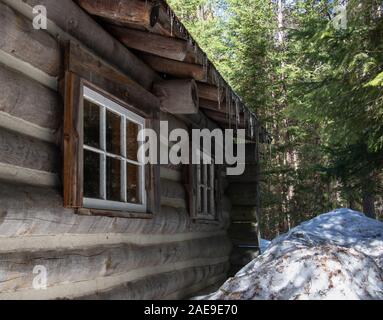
(228, 222, 259, 242)
(76, 0, 160, 29)
(0, 47, 58, 91)
(230, 206, 258, 221)
(160, 166, 182, 182)
(227, 183, 258, 206)
(199, 98, 225, 112)
(109, 26, 191, 61)
(0, 257, 228, 299)
(0, 2, 61, 77)
(161, 178, 187, 209)
(151, 5, 187, 39)
(154, 79, 199, 114)
(0, 127, 59, 174)
(4, 0, 159, 90)
(0, 163, 59, 187)
(0, 63, 61, 132)
(83, 263, 229, 300)
(0, 236, 231, 294)
(227, 164, 258, 183)
(197, 83, 224, 102)
(0, 183, 229, 239)
(140, 53, 206, 81)
(202, 109, 245, 128)
(66, 42, 160, 117)
(164, 273, 227, 300)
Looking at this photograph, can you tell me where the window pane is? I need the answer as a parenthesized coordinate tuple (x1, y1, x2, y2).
(106, 109, 121, 155)
(84, 150, 100, 199)
(127, 163, 140, 204)
(200, 187, 206, 214)
(198, 186, 203, 213)
(207, 189, 213, 215)
(84, 99, 100, 148)
(126, 121, 139, 161)
(106, 157, 121, 201)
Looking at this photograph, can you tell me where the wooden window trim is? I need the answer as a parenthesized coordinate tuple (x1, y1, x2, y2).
(185, 132, 223, 223)
(62, 41, 160, 218)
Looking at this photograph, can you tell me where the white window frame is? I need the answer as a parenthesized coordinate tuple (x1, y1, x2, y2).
(82, 86, 147, 213)
(196, 151, 216, 220)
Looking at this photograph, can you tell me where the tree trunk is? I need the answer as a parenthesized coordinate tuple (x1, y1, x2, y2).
(362, 191, 376, 219)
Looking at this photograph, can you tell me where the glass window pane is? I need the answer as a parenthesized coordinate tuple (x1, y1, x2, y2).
(127, 163, 140, 204)
(126, 120, 139, 161)
(198, 187, 205, 213)
(84, 99, 100, 148)
(84, 150, 100, 199)
(207, 189, 213, 215)
(106, 109, 121, 155)
(106, 157, 121, 201)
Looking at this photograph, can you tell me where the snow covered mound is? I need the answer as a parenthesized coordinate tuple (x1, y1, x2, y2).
(203, 209, 383, 300)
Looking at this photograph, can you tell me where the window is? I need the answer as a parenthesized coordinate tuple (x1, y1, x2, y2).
(63, 41, 160, 217)
(187, 149, 222, 222)
(196, 153, 216, 220)
(82, 87, 146, 212)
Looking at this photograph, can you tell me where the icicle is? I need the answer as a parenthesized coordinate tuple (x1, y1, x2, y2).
(225, 87, 230, 127)
(194, 42, 198, 64)
(170, 13, 175, 36)
(203, 55, 208, 82)
(217, 77, 222, 110)
(235, 98, 239, 131)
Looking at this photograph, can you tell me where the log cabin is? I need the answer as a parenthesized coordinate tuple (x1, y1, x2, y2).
(0, 0, 269, 299)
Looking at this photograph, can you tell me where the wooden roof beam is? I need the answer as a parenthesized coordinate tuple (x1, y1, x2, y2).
(108, 26, 192, 62)
(197, 82, 224, 103)
(76, 0, 160, 29)
(140, 54, 207, 81)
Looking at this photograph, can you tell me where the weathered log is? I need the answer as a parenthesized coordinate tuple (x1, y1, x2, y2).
(161, 178, 187, 209)
(199, 98, 225, 112)
(141, 53, 206, 81)
(160, 167, 182, 182)
(227, 182, 258, 206)
(108, 26, 191, 61)
(0, 63, 60, 130)
(230, 206, 258, 221)
(202, 109, 245, 128)
(76, 0, 160, 29)
(150, 5, 187, 39)
(228, 221, 258, 242)
(0, 127, 59, 174)
(0, 3, 61, 77)
(0, 236, 231, 294)
(65, 42, 160, 117)
(0, 63, 61, 143)
(82, 262, 229, 300)
(0, 183, 229, 239)
(4, 0, 160, 89)
(197, 83, 224, 102)
(154, 79, 199, 114)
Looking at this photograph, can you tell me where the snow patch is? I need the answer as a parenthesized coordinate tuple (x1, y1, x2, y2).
(200, 208, 383, 300)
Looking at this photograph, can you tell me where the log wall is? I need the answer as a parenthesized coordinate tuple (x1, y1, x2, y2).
(0, 0, 231, 300)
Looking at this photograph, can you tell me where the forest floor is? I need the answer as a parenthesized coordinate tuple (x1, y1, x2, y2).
(200, 208, 383, 300)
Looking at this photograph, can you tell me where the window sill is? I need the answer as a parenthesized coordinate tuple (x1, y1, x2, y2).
(76, 208, 154, 220)
(191, 218, 221, 225)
